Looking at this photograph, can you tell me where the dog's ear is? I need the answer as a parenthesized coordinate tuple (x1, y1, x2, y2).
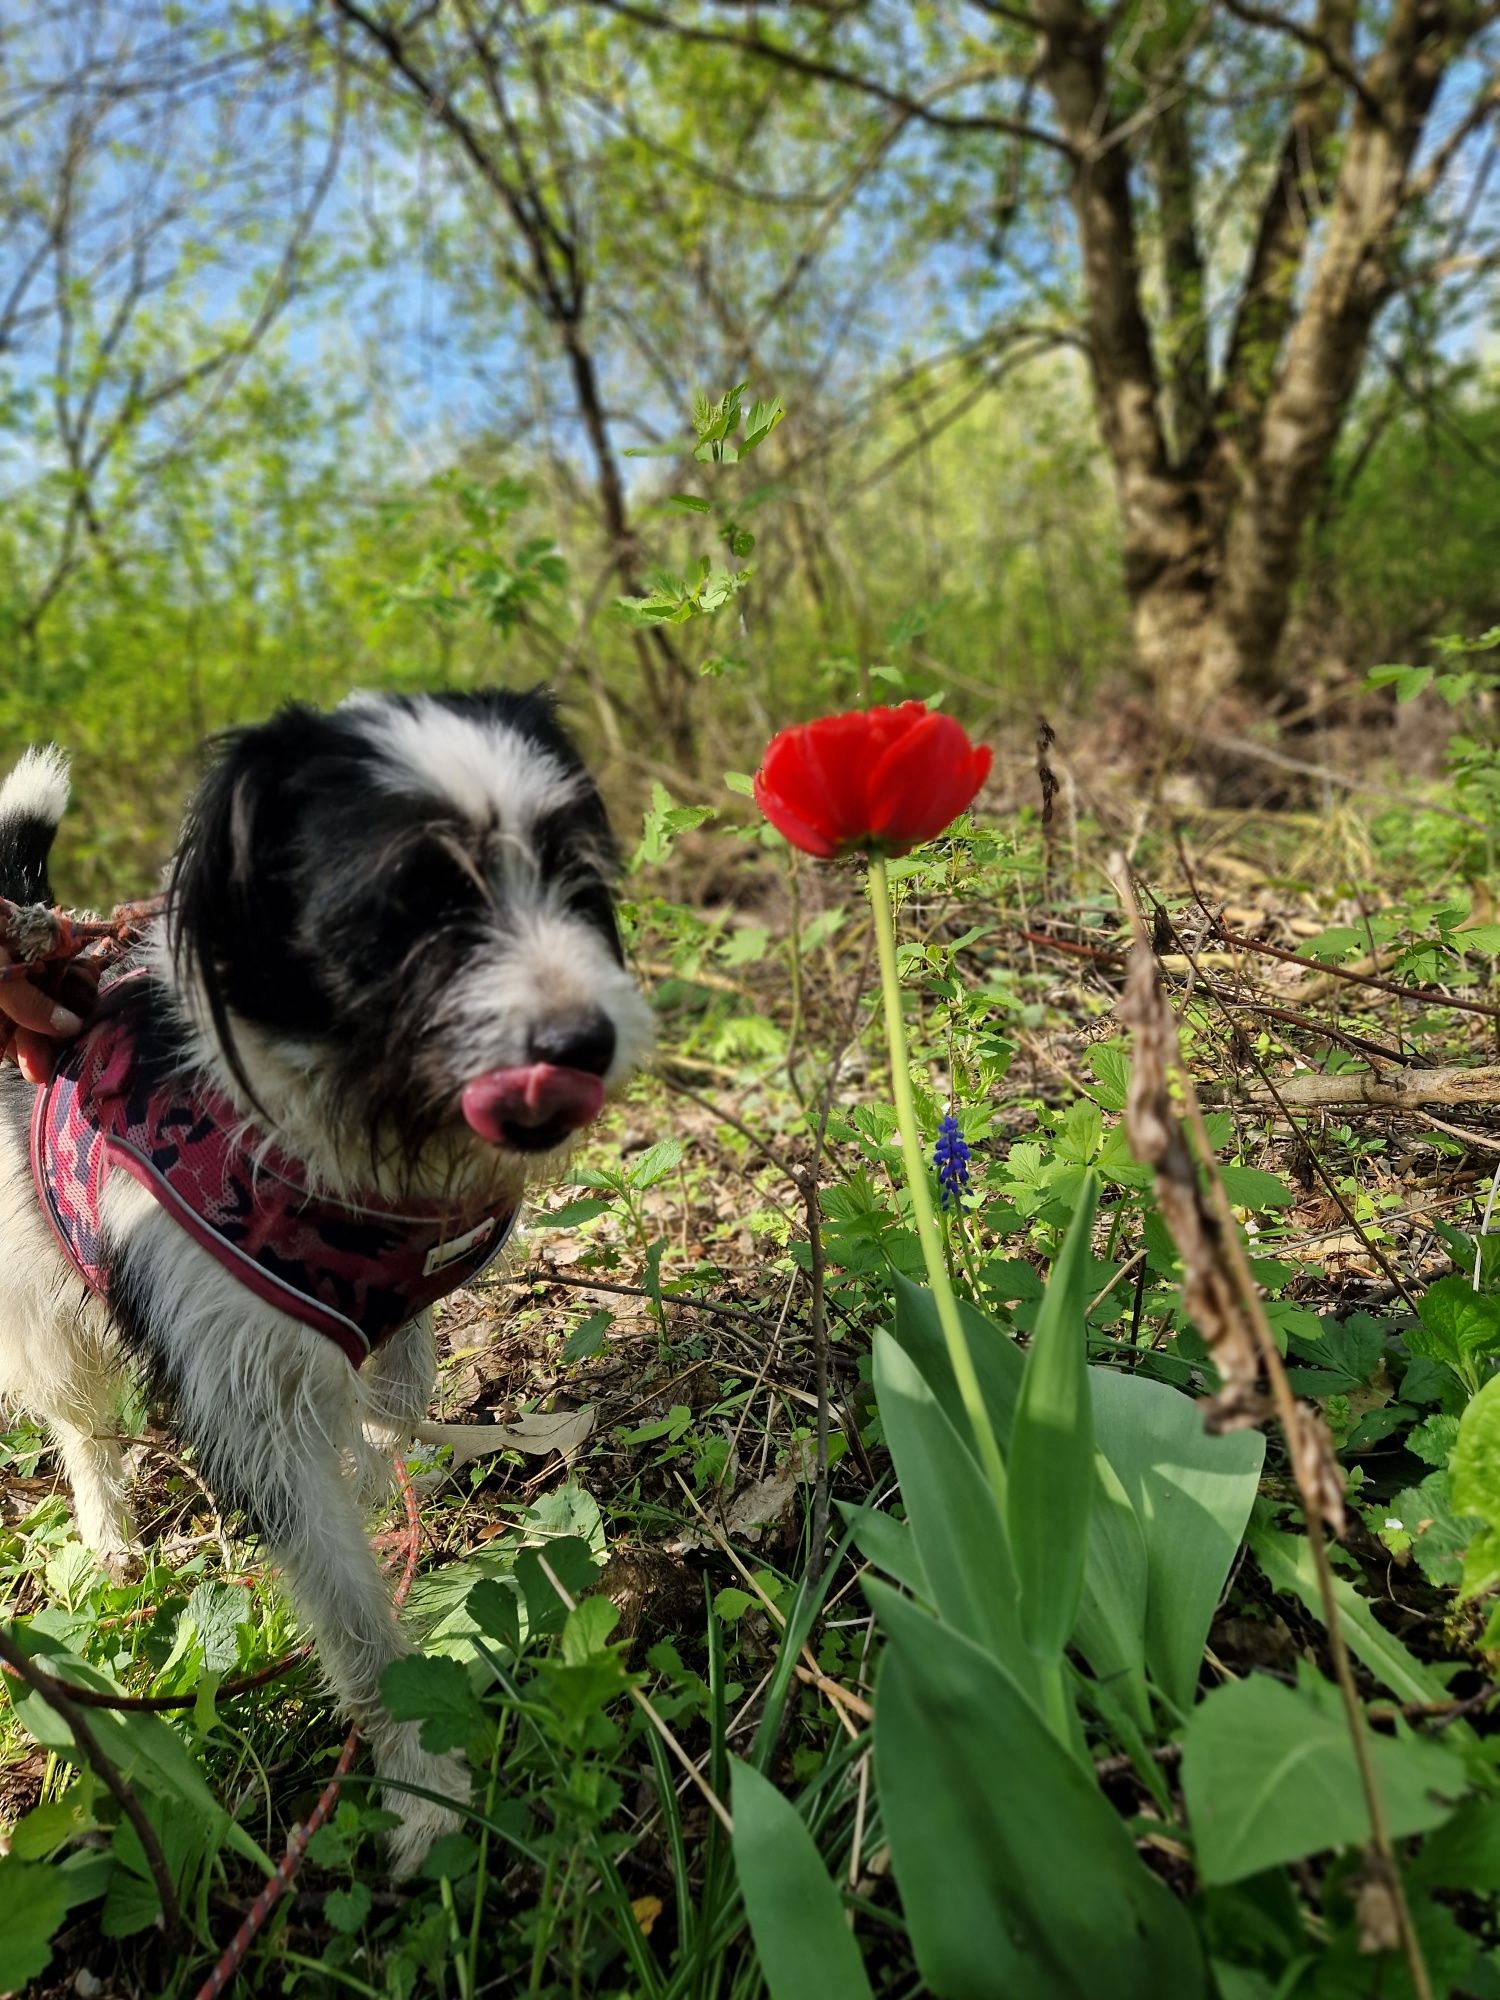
(168, 709, 331, 1084)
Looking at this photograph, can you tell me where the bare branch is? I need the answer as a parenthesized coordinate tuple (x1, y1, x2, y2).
(581, 0, 1075, 153)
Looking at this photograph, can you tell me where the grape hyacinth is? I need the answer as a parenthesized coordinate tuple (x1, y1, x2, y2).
(933, 1113, 972, 1208)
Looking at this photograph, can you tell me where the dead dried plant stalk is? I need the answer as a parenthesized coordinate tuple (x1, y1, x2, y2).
(1105, 853, 1429, 2000)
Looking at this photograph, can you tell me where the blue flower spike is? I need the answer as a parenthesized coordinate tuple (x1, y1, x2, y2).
(933, 1113, 972, 1209)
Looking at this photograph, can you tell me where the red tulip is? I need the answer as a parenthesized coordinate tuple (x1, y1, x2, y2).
(753, 702, 991, 859)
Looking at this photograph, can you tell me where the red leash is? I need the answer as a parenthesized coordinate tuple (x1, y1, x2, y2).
(193, 1461, 425, 1998)
(0, 894, 161, 980)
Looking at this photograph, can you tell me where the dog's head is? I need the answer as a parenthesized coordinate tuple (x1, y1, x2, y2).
(163, 688, 651, 1193)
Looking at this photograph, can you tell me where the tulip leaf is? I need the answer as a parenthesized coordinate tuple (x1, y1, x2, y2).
(871, 1330, 1036, 1695)
(1008, 1174, 1100, 1665)
(870, 1580, 1206, 2000)
(1090, 1370, 1265, 1716)
(729, 1761, 874, 2000)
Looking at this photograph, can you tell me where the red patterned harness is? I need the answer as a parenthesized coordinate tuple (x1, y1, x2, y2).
(30, 990, 518, 1368)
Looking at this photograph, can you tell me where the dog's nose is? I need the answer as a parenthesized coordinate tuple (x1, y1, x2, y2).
(528, 1008, 617, 1077)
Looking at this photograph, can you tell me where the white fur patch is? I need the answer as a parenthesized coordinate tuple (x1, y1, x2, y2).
(355, 699, 583, 831)
(0, 745, 70, 828)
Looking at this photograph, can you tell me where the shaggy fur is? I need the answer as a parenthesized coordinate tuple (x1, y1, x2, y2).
(0, 689, 651, 1871)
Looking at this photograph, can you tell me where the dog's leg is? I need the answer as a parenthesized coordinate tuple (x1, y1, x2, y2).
(271, 1456, 470, 1874)
(105, 1191, 468, 1873)
(50, 1406, 136, 1579)
(358, 1312, 437, 1454)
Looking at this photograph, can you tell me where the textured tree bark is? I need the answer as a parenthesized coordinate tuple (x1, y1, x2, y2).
(1036, 0, 1486, 716)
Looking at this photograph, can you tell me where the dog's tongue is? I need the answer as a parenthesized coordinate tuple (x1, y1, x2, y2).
(462, 1065, 606, 1146)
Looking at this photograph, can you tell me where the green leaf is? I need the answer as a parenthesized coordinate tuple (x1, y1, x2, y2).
(628, 1138, 686, 1189)
(561, 1309, 612, 1363)
(1091, 1371, 1265, 1716)
(1217, 1165, 1294, 1211)
(379, 1654, 484, 1754)
(1367, 664, 1435, 702)
(1451, 1369, 1500, 1598)
(1182, 1671, 1463, 1884)
(1410, 1277, 1500, 1395)
(534, 1197, 613, 1228)
(561, 1595, 618, 1665)
(1382, 1471, 1479, 1586)
(730, 1761, 874, 2000)
(713, 1586, 753, 1621)
(871, 1331, 1036, 1696)
(664, 493, 711, 513)
(325, 1882, 372, 1933)
(0, 1856, 70, 1991)
(186, 1581, 246, 1675)
(876, 1328, 1040, 1688)
(1084, 1042, 1131, 1112)
(1247, 1523, 1453, 1707)
(467, 1578, 522, 1652)
(1008, 1176, 1100, 1662)
(870, 1582, 1204, 2000)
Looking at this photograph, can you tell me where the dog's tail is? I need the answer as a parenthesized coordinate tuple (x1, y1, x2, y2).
(0, 746, 70, 906)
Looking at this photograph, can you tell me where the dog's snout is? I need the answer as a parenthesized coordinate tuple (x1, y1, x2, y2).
(528, 1008, 616, 1077)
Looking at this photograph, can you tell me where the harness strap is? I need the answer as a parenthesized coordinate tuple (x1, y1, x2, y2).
(31, 1004, 517, 1367)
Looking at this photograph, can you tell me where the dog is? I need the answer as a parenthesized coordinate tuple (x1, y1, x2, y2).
(0, 688, 651, 1870)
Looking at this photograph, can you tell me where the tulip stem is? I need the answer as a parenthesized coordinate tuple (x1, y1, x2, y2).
(866, 856, 1008, 1516)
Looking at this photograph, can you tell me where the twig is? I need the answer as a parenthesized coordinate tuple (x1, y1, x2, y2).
(1106, 854, 1432, 2000)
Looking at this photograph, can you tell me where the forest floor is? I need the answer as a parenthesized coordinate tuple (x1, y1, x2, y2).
(4, 694, 1499, 1998)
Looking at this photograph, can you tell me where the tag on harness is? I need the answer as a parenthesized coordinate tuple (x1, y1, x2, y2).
(423, 1215, 499, 1277)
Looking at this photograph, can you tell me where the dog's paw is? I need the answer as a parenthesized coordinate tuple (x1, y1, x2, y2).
(377, 1729, 471, 1878)
(92, 1540, 143, 1586)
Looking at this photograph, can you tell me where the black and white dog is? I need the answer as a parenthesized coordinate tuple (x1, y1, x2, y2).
(0, 689, 651, 1869)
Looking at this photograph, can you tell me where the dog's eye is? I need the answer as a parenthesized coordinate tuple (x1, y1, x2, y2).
(388, 841, 482, 929)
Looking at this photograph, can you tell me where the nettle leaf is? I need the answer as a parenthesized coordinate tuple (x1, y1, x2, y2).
(422, 1833, 479, 1881)
(186, 1581, 247, 1675)
(1409, 1278, 1500, 1394)
(379, 1654, 484, 1753)
(629, 1138, 686, 1189)
(1287, 1315, 1388, 1395)
(1382, 1472, 1478, 1587)
(1409, 1412, 1462, 1466)
(561, 1310, 612, 1365)
(325, 1882, 372, 1933)
(1367, 664, 1435, 702)
(1183, 1672, 1463, 1884)
(1451, 1372, 1500, 1599)
(1084, 1042, 1131, 1113)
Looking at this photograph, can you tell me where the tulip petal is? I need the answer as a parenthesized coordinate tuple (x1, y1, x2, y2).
(753, 703, 989, 860)
(753, 764, 841, 857)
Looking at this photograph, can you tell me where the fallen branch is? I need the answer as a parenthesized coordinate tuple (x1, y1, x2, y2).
(1241, 1066, 1500, 1111)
